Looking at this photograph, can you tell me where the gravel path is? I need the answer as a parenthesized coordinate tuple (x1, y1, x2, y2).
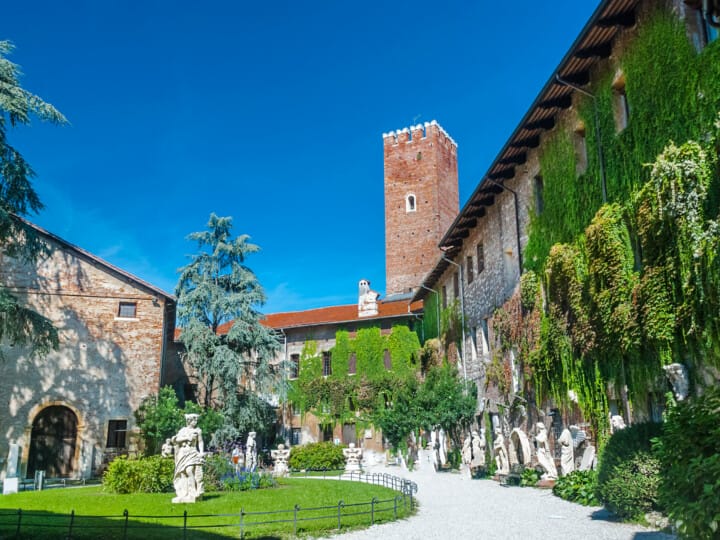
(317, 450, 676, 540)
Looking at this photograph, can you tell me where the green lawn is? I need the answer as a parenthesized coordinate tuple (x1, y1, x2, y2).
(0, 479, 414, 539)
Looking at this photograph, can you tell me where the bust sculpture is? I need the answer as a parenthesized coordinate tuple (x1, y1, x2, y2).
(343, 442, 363, 472)
(270, 444, 290, 476)
(171, 413, 204, 503)
(245, 431, 258, 471)
(535, 422, 558, 480)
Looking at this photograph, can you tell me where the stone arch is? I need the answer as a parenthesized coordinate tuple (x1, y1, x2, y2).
(510, 428, 533, 466)
(24, 400, 86, 479)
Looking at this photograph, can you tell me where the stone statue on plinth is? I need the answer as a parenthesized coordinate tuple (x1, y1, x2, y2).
(493, 428, 509, 475)
(244, 431, 258, 471)
(558, 428, 574, 476)
(343, 443, 363, 472)
(171, 413, 204, 503)
(271, 444, 290, 476)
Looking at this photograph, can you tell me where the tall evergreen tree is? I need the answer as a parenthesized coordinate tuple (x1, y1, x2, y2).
(0, 40, 65, 354)
(176, 214, 282, 442)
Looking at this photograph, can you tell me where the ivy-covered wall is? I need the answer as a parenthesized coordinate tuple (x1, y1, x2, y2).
(287, 325, 421, 428)
(525, 6, 720, 273)
(491, 5, 720, 446)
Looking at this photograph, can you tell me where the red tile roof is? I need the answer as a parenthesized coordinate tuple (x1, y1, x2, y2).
(175, 299, 423, 340)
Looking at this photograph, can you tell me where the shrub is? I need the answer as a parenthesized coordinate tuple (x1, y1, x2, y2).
(288, 442, 346, 470)
(203, 453, 235, 492)
(103, 455, 174, 494)
(520, 467, 541, 487)
(655, 387, 720, 539)
(596, 422, 662, 521)
(553, 470, 599, 506)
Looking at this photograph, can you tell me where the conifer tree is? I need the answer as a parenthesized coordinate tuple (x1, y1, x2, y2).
(176, 213, 282, 443)
(0, 40, 65, 354)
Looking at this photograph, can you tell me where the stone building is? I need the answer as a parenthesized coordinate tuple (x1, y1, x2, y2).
(411, 0, 720, 449)
(0, 220, 177, 480)
(263, 285, 422, 453)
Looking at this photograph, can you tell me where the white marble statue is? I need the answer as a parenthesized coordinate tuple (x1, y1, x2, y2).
(171, 413, 204, 504)
(437, 428, 447, 467)
(663, 362, 690, 401)
(161, 438, 174, 458)
(610, 414, 626, 433)
(462, 433, 472, 470)
(579, 444, 596, 471)
(471, 430, 485, 468)
(493, 428, 509, 475)
(343, 442, 363, 472)
(534, 423, 558, 480)
(358, 279, 380, 317)
(558, 428, 574, 476)
(270, 444, 290, 476)
(245, 431, 258, 471)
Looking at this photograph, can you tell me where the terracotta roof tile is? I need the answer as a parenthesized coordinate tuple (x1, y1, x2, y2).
(175, 300, 423, 341)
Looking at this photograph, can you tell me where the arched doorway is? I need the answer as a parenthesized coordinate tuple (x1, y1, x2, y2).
(27, 405, 78, 478)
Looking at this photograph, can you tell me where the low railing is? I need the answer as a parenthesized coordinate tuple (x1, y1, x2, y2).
(290, 468, 417, 498)
(0, 471, 416, 539)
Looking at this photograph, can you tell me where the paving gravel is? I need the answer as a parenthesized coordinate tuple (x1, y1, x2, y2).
(316, 450, 676, 540)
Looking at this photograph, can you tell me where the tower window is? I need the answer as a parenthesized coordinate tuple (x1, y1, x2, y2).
(405, 194, 416, 213)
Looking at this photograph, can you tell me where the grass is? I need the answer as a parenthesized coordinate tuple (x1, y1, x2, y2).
(0, 478, 413, 539)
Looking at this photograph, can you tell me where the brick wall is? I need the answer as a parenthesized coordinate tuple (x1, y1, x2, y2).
(384, 121, 459, 296)
(0, 236, 173, 479)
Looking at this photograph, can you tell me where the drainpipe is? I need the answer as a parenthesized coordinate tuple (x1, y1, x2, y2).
(440, 254, 467, 385)
(419, 284, 441, 340)
(483, 178, 523, 276)
(555, 74, 607, 204)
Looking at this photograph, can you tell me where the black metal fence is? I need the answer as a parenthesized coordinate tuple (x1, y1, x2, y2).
(0, 471, 416, 539)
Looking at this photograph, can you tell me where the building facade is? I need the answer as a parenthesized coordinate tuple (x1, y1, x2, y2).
(413, 0, 720, 450)
(0, 221, 177, 480)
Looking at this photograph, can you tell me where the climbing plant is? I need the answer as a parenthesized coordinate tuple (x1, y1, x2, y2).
(289, 325, 421, 429)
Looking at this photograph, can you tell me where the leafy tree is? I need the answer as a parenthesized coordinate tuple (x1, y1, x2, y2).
(416, 363, 477, 445)
(373, 376, 421, 450)
(176, 214, 281, 444)
(134, 386, 223, 455)
(0, 40, 65, 355)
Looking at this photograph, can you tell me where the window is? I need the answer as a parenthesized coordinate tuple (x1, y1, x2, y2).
(442, 285, 448, 309)
(291, 428, 301, 446)
(321, 424, 333, 442)
(612, 71, 629, 132)
(405, 193, 416, 212)
(534, 176, 544, 215)
(453, 272, 459, 299)
(322, 351, 332, 377)
(466, 255, 474, 284)
(476, 243, 485, 274)
(117, 302, 137, 318)
(106, 419, 127, 448)
(290, 354, 300, 379)
(574, 121, 588, 175)
(348, 352, 357, 375)
(383, 349, 392, 370)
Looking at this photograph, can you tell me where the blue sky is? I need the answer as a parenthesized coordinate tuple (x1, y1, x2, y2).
(3, 1, 598, 314)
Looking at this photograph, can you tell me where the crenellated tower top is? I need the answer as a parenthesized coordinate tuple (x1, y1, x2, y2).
(383, 120, 459, 296)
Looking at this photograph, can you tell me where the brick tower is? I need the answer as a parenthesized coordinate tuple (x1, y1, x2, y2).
(383, 120, 459, 296)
